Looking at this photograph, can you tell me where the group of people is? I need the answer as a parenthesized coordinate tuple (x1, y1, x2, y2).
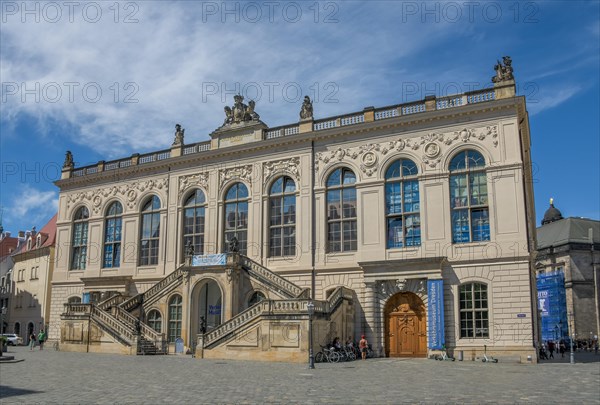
(28, 330, 46, 351)
(539, 340, 564, 360)
(330, 335, 369, 360)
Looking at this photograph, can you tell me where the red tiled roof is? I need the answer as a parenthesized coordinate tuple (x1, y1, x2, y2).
(12, 213, 58, 255)
(0, 236, 19, 257)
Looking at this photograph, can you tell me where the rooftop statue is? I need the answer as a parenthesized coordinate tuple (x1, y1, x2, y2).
(63, 150, 74, 169)
(492, 56, 514, 83)
(220, 95, 261, 128)
(172, 124, 185, 146)
(299, 95, 313, 120)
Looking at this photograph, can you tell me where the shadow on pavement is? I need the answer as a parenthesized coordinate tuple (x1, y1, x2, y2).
(538, 351, 600, 364)
(0, 386, 44, 399)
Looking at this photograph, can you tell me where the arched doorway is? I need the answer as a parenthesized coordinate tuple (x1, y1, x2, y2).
(385, 292, 427, 357)
(190, 279, 223, 339)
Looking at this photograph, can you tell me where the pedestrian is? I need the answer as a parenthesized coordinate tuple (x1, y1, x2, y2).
(29, 332, 36, 351)
(37, 330, 46, 350)
(359, 335, 368, 360)
(559, 340, 566, 358)
(548, 341, 555, 359)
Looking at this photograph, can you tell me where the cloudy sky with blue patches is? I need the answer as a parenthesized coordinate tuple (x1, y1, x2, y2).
(1, 0, 599, 233)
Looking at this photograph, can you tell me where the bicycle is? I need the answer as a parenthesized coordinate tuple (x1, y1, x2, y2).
(315, 345, 341, 363)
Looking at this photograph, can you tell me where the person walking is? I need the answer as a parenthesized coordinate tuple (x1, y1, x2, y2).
(359, 335, 368, 360)
(559, 340, 566, 358)
(37, 330, 46, 350)
(548, 341, 555, 359)
(29, 332, 36, 351)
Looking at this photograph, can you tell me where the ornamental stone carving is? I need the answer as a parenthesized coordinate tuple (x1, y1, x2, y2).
(66, 177, 169, 213)
(219, 165, 252, 189)
(178, 172, 209, 199)
(220, 95, 261, 128)
(263, 157, 300, 185)
(492, 56, 514, 83)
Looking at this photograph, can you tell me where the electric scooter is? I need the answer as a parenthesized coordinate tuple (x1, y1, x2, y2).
(481, 344, 498, 363)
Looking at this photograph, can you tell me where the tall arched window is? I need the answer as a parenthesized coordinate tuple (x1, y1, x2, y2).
(269, 176, 296, 257)
(103, 201, 123, 268)
(183, 189, 206, 258)
(449, 150, 489, 243)
(224, 183, 249, 255)
(385, 159, 421, 248)
(326, 168, 357, 252)
(71, 206, 89, 270)
(459, 282, 489, 338)
(168, 295, 182, 343)
(147, 309, 162, 333)
(140, 195, 161, 266)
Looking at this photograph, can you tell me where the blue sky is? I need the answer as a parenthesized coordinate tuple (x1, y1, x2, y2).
(1, 0, 599, 233)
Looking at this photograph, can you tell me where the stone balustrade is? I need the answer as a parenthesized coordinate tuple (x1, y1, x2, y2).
(239, 256, 304, 298)
(64, 87, 509, 178)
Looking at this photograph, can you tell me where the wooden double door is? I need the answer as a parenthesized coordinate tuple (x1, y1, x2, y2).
(385, 292, 427, 357)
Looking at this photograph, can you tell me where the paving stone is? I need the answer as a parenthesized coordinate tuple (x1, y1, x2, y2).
(0, 347, 599, 404)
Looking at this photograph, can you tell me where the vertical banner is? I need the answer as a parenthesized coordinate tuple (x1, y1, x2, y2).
(427, 279, 445, 350)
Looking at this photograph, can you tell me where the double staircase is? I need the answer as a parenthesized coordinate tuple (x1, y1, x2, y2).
(61, 254, 353, 357)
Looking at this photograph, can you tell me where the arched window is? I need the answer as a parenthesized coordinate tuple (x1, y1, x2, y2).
(71, 206, 89, 270)
(168, 295, 182, 343)
(147, 310, 162, 333)
(140, 195, 161, 266)
(269, 176, 296, 257)
(449, 150, 490, 243)
(183, 189, 206, 259)
(385, 159, 421, 248)
(68, 296, 82, 304)
(247, 291, 266, 308)
(224, 183, 249, 255)
(326, 168, 357, 252)
(103, 201, 123, 268)
(459, 282, 489, 338)
(14, 322, 20, 336)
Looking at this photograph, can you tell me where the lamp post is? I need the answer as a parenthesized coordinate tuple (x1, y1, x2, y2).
(569, 312, 575, 365)
(307, 301, 315, 369)
(0, 306, 6, 354)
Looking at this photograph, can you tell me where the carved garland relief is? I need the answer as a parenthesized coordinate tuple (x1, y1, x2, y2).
(66, 178, 169, 214)
(218, 165, 253, 190)
(316, 125, 498, 175)
(178, 172, 209, 199)
(262, 157, 300, 186)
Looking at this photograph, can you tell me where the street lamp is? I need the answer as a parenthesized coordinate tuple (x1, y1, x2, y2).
(568, 312, 575, 365)
(554, 325, 559, 341)
(0, 306, 6, 354)
(307, 301, 315, 369)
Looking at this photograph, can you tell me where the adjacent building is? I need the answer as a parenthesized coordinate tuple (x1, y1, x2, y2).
(50, 58, 539, 362)
(536, 201, 600, 343)
(0, 230, 21, 333)
(9, 216, 57, 342)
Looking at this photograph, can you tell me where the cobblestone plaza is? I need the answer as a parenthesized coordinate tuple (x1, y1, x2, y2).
(1, 347, 599, 404)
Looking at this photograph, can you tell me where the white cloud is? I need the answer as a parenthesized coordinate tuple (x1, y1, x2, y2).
(7, 185, 58, 229)
(0, 2, 463, 158)
(527, 85, 581, 116)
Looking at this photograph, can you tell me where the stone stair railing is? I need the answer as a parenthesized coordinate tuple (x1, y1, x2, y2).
(97, 294, 125, 311)
(204, 298, 328, 348)
(114, 306, 164, 345)
(326, 286, 354, 313)
(238, 256, 304, 299)
(120, 265, 187, 312)
(63, 303, 136, 346)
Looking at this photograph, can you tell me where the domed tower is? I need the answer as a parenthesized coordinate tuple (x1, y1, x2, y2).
(541, 198, 564, 225)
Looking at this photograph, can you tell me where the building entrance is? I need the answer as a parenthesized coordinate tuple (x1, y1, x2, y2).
(191, 279, 223, 339)
(385, 292, 427, 357)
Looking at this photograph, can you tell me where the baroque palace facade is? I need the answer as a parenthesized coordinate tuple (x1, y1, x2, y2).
(49, 57, 539, 362)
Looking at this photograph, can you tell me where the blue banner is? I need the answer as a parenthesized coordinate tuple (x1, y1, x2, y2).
(427, 279, 445, 350)
(192, 254, 227, 266)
